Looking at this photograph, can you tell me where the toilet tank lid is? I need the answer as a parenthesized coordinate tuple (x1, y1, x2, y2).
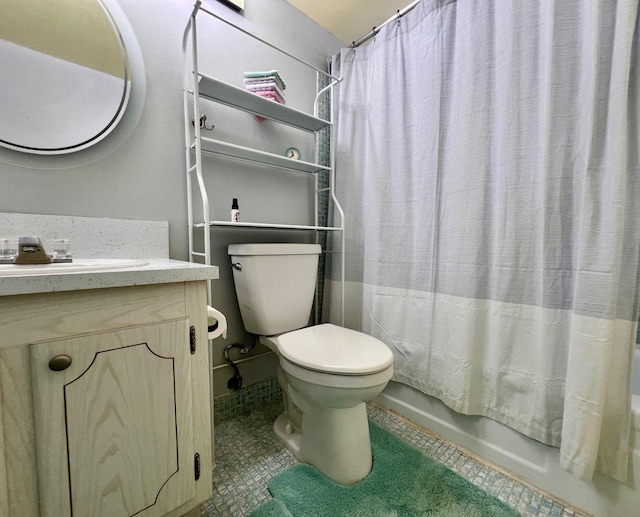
(228, 243, 321, 256)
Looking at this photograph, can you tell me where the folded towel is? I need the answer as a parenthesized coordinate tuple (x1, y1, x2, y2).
(252, 91, 284, 121)
(244, 79, 286, 99)
(243, 70, 286, 90)
(245, 76, 286, 94)
(252, 88, 286, 105)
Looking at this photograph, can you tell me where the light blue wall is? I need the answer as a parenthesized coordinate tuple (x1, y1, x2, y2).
(0, 0, 344, 393)
(0, 0, 342, 257)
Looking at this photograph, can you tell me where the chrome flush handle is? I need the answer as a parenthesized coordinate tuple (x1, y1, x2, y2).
(231, 262, 242, 271)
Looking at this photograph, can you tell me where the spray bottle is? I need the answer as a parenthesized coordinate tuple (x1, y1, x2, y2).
(231, 198, 240, 222)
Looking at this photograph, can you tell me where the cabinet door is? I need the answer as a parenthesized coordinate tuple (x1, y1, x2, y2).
(30, 320, 196, 517)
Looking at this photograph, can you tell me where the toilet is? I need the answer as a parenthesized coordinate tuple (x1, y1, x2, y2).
(228, 243, 394, 485)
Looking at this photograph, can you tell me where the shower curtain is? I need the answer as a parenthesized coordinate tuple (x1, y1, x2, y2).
(329, 0, 640, 482)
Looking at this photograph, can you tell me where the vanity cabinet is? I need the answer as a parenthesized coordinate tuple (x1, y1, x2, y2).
(0, 280, 212, 517)
(31, 320, 196, 517)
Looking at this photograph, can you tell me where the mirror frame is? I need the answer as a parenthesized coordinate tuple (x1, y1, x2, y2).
(0, 0, 145, 169)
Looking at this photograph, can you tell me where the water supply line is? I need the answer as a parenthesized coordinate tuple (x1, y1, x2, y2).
(223, 335, 258, 390)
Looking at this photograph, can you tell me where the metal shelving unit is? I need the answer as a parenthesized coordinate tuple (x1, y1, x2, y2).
(181, 1, 345, 324)
(198, 75, 330, 132)
(194, 137, 331, 174)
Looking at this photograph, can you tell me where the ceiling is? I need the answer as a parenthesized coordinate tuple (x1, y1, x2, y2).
(286, 0, 414, 45)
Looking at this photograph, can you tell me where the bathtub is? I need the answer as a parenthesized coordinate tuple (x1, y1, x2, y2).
(632, 346, 640, 499)
(375, 347, 640, 517)
(632, 345, 640, 416)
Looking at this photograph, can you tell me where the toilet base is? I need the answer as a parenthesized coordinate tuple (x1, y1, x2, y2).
(273, 402, 373, 486)
(273, 412, 304, 462)
(299, 402, 372, 485)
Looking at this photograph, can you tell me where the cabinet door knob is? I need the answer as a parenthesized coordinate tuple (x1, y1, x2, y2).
(49, 354, 72, 371)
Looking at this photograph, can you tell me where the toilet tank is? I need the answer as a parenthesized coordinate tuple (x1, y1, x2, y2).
(228, 243, 321, 336)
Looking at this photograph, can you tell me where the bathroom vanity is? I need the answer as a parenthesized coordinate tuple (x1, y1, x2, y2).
(0, 259, 218, 517)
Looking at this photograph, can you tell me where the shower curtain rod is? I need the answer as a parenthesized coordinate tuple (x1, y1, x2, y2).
(350, 0, 421, 48)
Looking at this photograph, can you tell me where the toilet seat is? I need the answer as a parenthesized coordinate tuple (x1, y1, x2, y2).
(280, 355, 394, 390)
(274, 323, 393, 375)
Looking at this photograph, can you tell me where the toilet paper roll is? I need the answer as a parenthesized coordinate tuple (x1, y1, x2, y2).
(207, 306, 227, 340)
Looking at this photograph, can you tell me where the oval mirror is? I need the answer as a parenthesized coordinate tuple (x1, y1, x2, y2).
(0, 0, 132, 155)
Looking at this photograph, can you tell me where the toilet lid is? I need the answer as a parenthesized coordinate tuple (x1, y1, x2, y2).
(275, 324, 394, 375)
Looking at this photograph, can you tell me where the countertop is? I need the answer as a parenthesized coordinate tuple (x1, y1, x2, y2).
(0, 259, 219, 296)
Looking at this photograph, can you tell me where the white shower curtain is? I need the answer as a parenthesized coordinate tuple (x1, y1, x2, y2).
(329, 0, 640, 481)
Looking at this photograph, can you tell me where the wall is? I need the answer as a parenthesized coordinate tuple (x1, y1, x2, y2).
(2, 0, 124, 77)
(0, 0, 343, 395)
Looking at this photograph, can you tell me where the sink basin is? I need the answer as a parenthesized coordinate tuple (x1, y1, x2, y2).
(0, 259, 149, 277)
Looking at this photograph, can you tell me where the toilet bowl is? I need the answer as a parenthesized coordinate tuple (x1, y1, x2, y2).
(228, 243, 394, 485)
(261, 324, 393, 485)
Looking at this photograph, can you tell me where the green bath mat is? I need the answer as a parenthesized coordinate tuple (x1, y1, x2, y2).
(251, 422, 518, 517)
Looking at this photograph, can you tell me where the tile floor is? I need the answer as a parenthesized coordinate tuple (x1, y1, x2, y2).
(202, 398, 589, 517)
